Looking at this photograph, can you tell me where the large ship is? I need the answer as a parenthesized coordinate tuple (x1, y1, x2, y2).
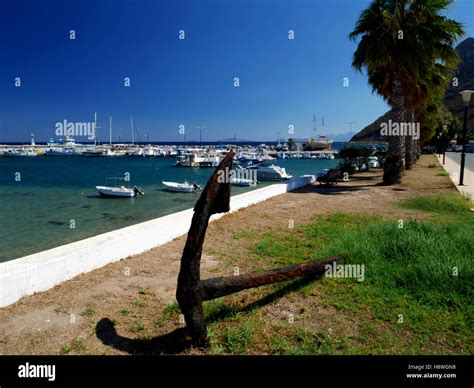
(303, 115, 333, 151)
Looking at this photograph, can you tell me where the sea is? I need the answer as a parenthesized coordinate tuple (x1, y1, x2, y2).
(0, 151, 344, 263)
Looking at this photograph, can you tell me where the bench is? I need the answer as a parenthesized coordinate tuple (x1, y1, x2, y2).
(316, 168, 342, 185)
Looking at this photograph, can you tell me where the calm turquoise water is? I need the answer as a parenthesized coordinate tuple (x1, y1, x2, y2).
(0, 157, 338, 262)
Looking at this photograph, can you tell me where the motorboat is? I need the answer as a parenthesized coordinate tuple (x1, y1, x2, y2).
(247, 162, 292, 180)
(162, 181, 201, 193)
(96, 177, 144, 198)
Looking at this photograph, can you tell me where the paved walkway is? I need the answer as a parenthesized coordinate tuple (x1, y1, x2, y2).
(437, 152, 474, 199)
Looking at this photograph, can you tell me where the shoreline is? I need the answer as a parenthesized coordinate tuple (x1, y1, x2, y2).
(0, 155, 467, 355)
(0, 175, 315, 308)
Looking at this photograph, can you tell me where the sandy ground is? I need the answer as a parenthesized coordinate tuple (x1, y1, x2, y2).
(0, 155, 457, 355)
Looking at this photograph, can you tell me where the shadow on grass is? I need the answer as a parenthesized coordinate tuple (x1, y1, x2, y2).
(96, 276, 319, 354)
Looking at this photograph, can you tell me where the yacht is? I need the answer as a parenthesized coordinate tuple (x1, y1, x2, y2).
(247, 162, 292, 180)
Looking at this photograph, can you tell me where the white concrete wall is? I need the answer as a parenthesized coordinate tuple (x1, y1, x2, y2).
(0, 175, 315, 307)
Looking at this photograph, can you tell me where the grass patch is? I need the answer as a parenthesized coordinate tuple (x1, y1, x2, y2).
(427, 163, 437, 168)
(129, 322, 145, 333)
(132, 300, 146, 308)
(155, 301, 181, 327)
(194, 193, 473, 355)
(59, 339, 86, 355)
(223, 321, 256, 354)
(399, 193, 472, 215)
(436, 171, 450, 177)
(204, 299, 243, 322)
(226, 194, 474, 354)
(120, 308, 130, 316)
(80, 306, 95, 316)
(253, 210, 473, 307)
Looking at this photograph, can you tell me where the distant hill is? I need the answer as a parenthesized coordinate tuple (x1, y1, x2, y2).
(351, 111, 393, 142)
(352, 37, 474, 142)
(444, 37, 474, 130)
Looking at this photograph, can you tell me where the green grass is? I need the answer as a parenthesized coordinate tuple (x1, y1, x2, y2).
(59, 339, 86, 355)
(208, 193, 474, 354)
(222, 321, 256, 354)
(80, 306, 95, 316)
(129, 322, 145, 333)
(436, 171, 450, 177)
(427, 163, 437, 168)
(131, 300, 146, 308)
(120, 308, 130, 316)
(254, 206, 473, 307)
(399, 193, 472, 215)
(154, 301, 181, 327)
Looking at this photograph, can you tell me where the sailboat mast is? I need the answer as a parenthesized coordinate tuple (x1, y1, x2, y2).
(109, 116, 112, 146)
(94, 112, 97, 148)
(130, 117, 134, 145)
(313, 114, 317, 137)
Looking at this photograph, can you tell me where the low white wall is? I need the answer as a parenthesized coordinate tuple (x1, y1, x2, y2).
(0, 175, 315, 307)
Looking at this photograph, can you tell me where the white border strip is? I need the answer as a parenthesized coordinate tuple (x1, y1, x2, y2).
(437, 153, 473, 200)
(0, 175, 315, 307)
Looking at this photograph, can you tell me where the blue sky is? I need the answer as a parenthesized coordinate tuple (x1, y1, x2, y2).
(0, 0, 472, 142)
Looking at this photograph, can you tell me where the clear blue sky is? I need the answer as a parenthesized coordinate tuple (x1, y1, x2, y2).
(0, 0, 472, 142)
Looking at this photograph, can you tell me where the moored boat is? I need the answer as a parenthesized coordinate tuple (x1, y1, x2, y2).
(162, 181, 201, 193)
(4, 148, 37, 157)
(96, 177, 144, 198)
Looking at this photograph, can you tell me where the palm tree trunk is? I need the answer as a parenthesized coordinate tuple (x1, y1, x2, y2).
(383, 77, 405, 185)
(405, 108, 415, 170)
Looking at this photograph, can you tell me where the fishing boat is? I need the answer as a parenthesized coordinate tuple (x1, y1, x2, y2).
(162, 181, 201, 193)
(247, 162, 292, 180)
(96, 177, 144, 198)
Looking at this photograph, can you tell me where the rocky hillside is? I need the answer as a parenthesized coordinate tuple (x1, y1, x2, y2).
(352, 37, 474, 142)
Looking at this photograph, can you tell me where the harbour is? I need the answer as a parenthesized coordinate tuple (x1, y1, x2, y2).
(0, 153, 340, 262)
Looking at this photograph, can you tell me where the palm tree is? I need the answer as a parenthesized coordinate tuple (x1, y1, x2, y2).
(287, 138, 295, 151)
(349, 0, 463, 184)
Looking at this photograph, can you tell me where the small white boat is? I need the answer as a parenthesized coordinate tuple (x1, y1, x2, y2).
(96, 177, 144, 198)
(162, 181, 201, 193)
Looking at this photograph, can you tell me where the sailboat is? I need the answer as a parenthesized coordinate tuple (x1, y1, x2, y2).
(306, 115, 333, 151)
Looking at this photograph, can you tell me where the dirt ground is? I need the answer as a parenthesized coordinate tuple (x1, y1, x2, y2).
(0, 155, 457, 355)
